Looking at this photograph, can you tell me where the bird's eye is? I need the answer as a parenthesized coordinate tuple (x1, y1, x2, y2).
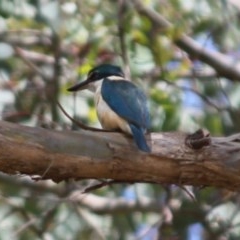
(88, 72, 98, 80)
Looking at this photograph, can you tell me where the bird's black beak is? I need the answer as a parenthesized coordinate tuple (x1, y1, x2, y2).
(67, 78, 91, 92)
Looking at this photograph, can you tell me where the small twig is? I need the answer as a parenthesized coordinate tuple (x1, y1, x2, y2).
(40, 160, 54, 180)
(216, 76, 232, 107)
(14, 47, 49, 81)
(82, 180, 125, 193)
(57, 101, 112, 132)
(136, 219, 162, 240)
(179, 185, 197, 202)
(0, 196, 42, 238)
(11, 217, 38, 238)
(161, 78, 228, 111)
(82, 179, 191, 194)
(49, 33, 62, 122)
(74, 206, 106, 240)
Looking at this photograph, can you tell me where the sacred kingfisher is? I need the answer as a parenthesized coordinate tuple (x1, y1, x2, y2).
(68, 64, 151, 152)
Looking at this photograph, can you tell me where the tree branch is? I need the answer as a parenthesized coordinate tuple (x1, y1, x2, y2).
(14, 47, 57, 65)
(117, 0, 131, 79)
(0, 121, 240, 190)
(132, 0, 240, 81)
(69, 192, 162, 214)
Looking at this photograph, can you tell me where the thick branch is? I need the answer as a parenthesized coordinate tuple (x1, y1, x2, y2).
(0, 121, 240, 191)
(132, 0, 240, 81)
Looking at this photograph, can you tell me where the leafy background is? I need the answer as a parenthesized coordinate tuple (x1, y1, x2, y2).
(0, 0, 240, 239)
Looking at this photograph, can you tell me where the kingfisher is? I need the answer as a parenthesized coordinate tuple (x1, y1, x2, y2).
(67, 64, 151, 152)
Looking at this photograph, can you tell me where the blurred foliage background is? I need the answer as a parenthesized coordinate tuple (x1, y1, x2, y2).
(0, 0, 240, 239)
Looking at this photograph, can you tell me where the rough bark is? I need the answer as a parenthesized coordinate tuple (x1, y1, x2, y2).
(0, 121, 240, 191)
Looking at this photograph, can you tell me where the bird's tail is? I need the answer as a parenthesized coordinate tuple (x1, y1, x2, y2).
(129, 124, 150, 152)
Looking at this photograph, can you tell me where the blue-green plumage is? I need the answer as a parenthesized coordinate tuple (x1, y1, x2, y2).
(68, 64, 151, 152)
(101, 79, 150, 152)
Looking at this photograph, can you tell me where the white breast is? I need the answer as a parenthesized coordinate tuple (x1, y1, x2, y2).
(94, 86, 132, 135)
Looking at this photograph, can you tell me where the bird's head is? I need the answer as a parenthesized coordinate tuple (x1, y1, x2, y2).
(68, 64, 124, 92)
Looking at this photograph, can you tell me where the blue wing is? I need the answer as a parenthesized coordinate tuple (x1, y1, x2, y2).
(101, 79, 150, 130)
(101, 78, 150, 152)
(129, 124, 150, 152)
